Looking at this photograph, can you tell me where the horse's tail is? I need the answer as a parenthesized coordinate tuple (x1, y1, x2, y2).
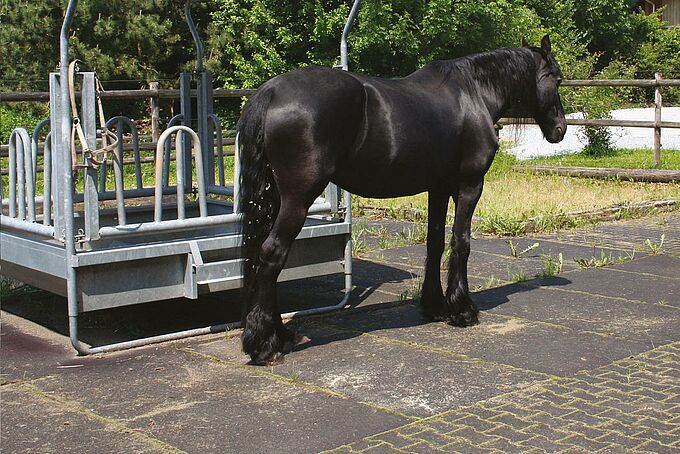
(237, 87, 279, 311)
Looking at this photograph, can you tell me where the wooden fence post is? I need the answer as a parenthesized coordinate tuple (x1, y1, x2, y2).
(654, 72, 662, 167)
(149, 81, 160, 142)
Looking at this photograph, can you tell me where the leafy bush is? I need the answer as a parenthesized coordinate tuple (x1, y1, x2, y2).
(564, 59, 636, 156)
(636, 25, 680, 104)
(0, 104, 49, 144)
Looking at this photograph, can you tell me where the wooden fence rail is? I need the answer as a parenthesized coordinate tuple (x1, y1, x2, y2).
(2, 78, 679, 165)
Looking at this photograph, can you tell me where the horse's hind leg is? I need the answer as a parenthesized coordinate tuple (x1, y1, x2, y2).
(421, 191, 449, 320)
(445, 179, 484, 327)
(241, 196, 314, 365)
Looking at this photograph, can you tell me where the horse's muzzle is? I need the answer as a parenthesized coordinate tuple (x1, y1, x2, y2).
(546, 123, 567, 143)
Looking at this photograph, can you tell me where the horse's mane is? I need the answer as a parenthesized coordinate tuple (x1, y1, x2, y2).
(426, 47, 538, 113)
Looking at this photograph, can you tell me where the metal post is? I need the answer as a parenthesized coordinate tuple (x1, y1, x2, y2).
(339, 0, 360, 300)
(43, 131, 53, 226)
(179, 72, 193, 189)
(48, 73, 63, 234)
(197, 72, 215, 186)
(186, 0, 214, 187)
(340, 0, 362, 71)
(81, 72, 101, 240)
(185, 0, 204, 72)
(210, 114, 225, 186)
(654, 72, 662, 167)
(59, 0, 90, 355)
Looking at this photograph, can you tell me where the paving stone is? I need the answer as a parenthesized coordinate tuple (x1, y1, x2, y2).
(446, 426, 500, 446)
(3, 215, 680, 454)
(1, 385, 167, 453)
(530, 266, 680, 307)
(326, 302, 652, 376)
(474, 280, 679, 346)
(29, 344, 408, 453)
(190, 322, 542, 418)
(328, 343, 680, 453)
(609, 254, 680, 279)
(0, 314, 77, 381)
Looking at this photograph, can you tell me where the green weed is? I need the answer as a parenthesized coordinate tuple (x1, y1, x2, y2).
(644, 234, 665, 255)
(540, 253, 563, 277)
(506, 240, 540, 258)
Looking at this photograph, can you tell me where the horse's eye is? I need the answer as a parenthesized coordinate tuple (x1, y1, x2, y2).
(556, 77, 563, 85)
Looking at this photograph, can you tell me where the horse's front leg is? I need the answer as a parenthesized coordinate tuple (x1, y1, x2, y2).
(445, 179, 484, 326)
(421, 191, 449, 320)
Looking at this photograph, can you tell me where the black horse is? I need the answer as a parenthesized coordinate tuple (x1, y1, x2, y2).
(237, 35, 566, 365)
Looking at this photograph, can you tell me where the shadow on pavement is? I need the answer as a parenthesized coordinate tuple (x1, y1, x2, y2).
(0, 259, 416, 349)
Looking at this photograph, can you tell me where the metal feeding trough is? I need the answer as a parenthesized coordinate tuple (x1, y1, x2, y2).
(0, 0, 362, 354)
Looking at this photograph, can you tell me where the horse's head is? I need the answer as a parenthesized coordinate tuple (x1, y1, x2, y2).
(524, 35, 567, 143)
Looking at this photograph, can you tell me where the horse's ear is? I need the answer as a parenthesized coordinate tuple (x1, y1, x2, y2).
(521, 37, 530, 48)
(541, 35, 552, 53)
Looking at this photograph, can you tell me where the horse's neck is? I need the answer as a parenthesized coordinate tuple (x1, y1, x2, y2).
(443, 49, 536, 122)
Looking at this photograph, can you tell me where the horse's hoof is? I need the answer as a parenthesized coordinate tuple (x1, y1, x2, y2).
(447, 308, 479, 327)
(249, 351, 285, 366)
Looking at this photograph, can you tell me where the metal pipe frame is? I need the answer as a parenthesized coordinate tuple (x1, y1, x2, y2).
(154, 126, 208, 223)
(164, 114, 184, 186)
(57, 0, 88, 355)
(81, 72, 101, 241)
(2, 0, 359, 356)
(39, 127, 54, 226)
(185, 0, 204, 72)
(340, 0, 362, 71)
(209, 113, 224, 186)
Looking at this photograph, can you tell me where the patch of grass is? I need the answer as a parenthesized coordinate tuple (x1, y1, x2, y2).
(0, 277, 39, 298)
(574, 250, 619, 269)
(510, 271, 530, 283)
(287, 371, 302, 383)
(474, 276, 505, 291)
(351, 221, 371, 256)
(399, 273, 423, 303)
(540, 253, 563, 278)
(355, 150, 680, 237)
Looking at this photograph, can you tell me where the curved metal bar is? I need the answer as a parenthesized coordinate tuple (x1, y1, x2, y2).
(340, 0, 362, 71)
(21, 129, 36, 222)
(176, 131, 187, 219)
(184, 0, 204, 71)
(233, 132, 240, 212)
(43, 131, 53, 226)
(154, 125, 207, 223)
(32, 118, 50, 181)
(106, 115, 142, 189)
(164, 114, 185, 186)
(208, 113, 225, 186)
(105, 116, 128, 225)
(7, 130, 18, 217)
(9, 129, 32, 220)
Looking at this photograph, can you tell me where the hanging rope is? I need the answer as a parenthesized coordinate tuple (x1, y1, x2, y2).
(68, 60, 119, 170)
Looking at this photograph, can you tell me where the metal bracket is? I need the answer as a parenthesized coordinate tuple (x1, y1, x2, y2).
(184, 241, 204, 299)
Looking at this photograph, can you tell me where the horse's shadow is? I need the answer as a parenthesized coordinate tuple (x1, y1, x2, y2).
(289, 273, 572, 353)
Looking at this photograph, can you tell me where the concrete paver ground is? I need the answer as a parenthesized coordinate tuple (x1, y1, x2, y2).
(1, 213, 679, 453)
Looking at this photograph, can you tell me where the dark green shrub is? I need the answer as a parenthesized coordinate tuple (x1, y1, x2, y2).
(0, 104, 49, 144)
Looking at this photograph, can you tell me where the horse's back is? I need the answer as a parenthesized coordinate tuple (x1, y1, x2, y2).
(258, 67, 366, 174)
